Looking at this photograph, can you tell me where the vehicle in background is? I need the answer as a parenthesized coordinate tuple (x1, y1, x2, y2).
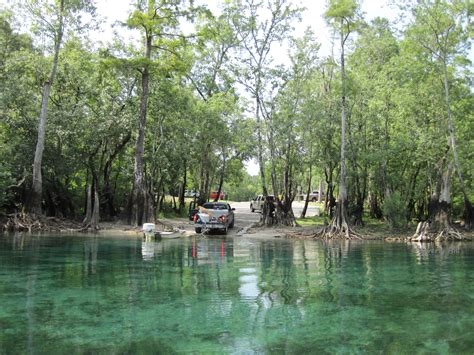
(184, 190, 200, 198)
(210, 191, 225, 200)
(193, 202, 235, 234)
(250, 195, 275, 212)
(298, 191, 324, 202)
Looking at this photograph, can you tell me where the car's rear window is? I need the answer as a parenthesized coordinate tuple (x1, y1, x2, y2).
(203, 203, 228, 210)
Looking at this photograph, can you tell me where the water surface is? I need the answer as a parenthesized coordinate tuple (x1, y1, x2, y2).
(1, 234, 473, 353)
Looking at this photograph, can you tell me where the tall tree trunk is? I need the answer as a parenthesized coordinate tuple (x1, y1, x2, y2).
(322, 18, 359, 239)
(300, 166, 312, 218)
(255, 96, 272, 226)
(411, 159, 462, 241)
(351, 167, 366, 226)
(256, 97, 268, 197)
(214, 152, 226, 202)
(442, 57, 472, 230)
(369, 191, 382, 219)
(179, 164, 186, 211)
(172, 195, 177, 211)
(28, 0, 65, 215)
(268, 114, 278, 196)
(102, 168, 115, 219)
(275, 200, 297, 227)
(102, 132, 131, 219)
(198, 143, 211, 205)
(83, 171, 100, 230)
(159, 185, 165, 212)
(273, 135, 296, 226)
(324, 164, 336, 219)
(405, 165, 421, 220)
(146, 170, 155, 221)
(334, 19, 349, 234)
(83, 185, 92, 226)
(130, 33, 152, 226)
(152, 176, 163, 216)
(90, 184, 100, 230)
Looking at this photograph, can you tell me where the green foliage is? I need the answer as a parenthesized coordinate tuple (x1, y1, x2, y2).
(382, 192, 407, 229)
(0, 0, 472, 229)
(325, 0, 357, 19)
(0, 163, 14, 212)
(224, 173, 259, 202)
(22, 0, 97, 43)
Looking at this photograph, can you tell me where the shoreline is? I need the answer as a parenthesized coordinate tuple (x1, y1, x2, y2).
(1, 215, 473, 242)
(91, 223, 474, 242)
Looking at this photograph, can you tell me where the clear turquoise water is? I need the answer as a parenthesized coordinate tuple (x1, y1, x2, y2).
(1, 234, 473, 354)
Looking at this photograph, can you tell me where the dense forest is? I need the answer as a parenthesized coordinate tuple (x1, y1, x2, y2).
(0, 0, 472, 240)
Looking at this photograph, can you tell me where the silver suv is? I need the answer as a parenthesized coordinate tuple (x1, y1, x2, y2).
(250, 195, 275, 212)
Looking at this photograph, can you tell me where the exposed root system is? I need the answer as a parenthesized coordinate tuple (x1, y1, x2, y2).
(78, 223, 100, 232)
(410, 221, 465, 242)
(317, 222, 363, 240)
(1, 212, 82, 233)
(315, 201, 363, 240)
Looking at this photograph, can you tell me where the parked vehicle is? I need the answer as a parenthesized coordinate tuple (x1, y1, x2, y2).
(185, 190, 200, 198)
(194, 202, 235, 234)
(250, 195, 275, 212)
(210, 191, 225, 200)
(299, 190, 324, 202)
